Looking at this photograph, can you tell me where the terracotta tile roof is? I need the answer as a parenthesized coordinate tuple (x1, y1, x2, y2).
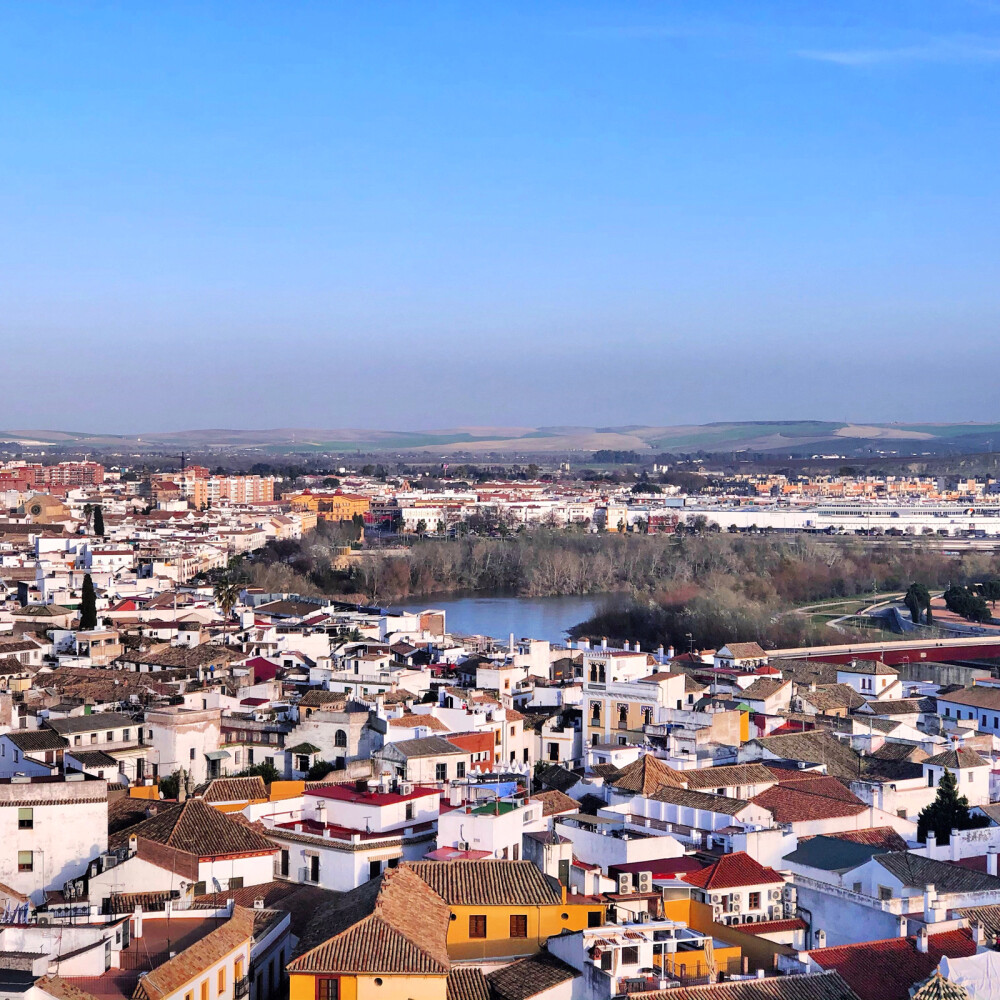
(408, 860, 562, 906)
(299, 690, 347, 709)
(109, 890, 174, 914)
(751, 777, 867, 824)
(633, 971, 859, 999)
(874, 852, 1000, 894)
(681, 852, 784, 891)
(799, 684, 867, 712)
(108, 795, 156, 835)
(746, 731, 863, 780)
(110, 798, 277, 857)
(861, 698, 925, 716)
(809, 930, 976, 1000)
(532, 789, 578, 816)
(681, 763, 777, 791)
(908, 971, 971, 1000)
(193, 880, 338, 938)
(0, 655, 37, 676)
(447, 968, 491, 1000)
(741, 678, 790, 701)
(649, 786, 750, 816)
(289, 866, 451, 975)
(866, 742, 926, 764)
(199, 776, 268, 803)
(835, 659, 896, 675)
(720, 643, 768, 659)
(35, 977, 105, 1000)
(486, 951, 579, 1000)
(801, 827, 908, 852)
(8, 729, 68, 753)
(740, 918, 808, 935)
(68, 749, 118, 768)
(134, 908, 256, 1000)
(47, 711, 134, 735)
(608, 755, 685, 795)
(388, 713, 450, 731)
(534, 764, 581, 793)
(121, 645, 241, 669)
(937, 687, 1000, 711)
(387, 736, 465, 758)
(923, 748, 990, 769)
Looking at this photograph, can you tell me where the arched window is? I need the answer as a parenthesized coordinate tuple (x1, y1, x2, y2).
(334, 730, 347, 748)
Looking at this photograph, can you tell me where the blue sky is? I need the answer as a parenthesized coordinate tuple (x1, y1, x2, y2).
(2, 1, 999, 432)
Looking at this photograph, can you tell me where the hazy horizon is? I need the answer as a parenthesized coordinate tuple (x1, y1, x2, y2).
(3, 1, 1000, 431)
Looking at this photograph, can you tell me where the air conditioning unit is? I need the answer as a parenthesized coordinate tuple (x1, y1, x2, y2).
(37, 916, 51, 926)
(400, 782, 413, 795)
(770, 889, 782, 900)
(618, 874, 633, 895)
(732, 903, 741, 912)
(457, 841, 470, 851)
(637, 871, 653, 893)
(712, 894, 722, 904)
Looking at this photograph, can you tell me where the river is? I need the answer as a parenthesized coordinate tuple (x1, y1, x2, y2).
(395, 593, 615, 645)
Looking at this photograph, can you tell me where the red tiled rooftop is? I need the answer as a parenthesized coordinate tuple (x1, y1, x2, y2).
(740, 918, 807, 935)
(810, 929, 975, 1000)
(304, 783, 441, 805)
(681, 851, 784, 890)
(274, 817, 437, 841)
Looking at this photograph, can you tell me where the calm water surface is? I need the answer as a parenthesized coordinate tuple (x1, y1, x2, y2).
(396, 593, 615, 645)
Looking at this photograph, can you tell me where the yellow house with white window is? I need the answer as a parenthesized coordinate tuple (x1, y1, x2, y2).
(287, 861, 605, 1000)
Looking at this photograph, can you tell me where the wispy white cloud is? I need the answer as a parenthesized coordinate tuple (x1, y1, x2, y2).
(797, 37, 1000, 66)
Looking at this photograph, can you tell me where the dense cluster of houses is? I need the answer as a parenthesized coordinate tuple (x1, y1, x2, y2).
(5, 466, 1000, 998)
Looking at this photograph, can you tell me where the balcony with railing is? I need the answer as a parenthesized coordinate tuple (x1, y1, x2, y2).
(234, 977, 250, 999)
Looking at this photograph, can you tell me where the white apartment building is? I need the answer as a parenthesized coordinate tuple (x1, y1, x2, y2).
(144, 705, 223, 785)
(0, 775, 109, 903)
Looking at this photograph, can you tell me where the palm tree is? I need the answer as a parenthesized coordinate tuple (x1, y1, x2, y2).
(330, 626, 364, 656)
(214, 580, 242, 621)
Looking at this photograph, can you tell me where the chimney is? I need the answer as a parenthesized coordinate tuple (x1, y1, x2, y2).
(988, 847, 998, 877)
(656, 645, 664, 657)
(601, 638, 608, 650)
(814, 929, 826, 949)
(314, 800, 327, 826)
(634, 641, 641, 653)
(972, 921, 984, 947)
(623, 641, 630, 652)
(916, 927, 929, 954)
(253, 898, 265, 910)
(667, 646, 675, 659)
(923, 884, 937, 922)
(133, 904, 143, 938)
(898, 917, 908, 937)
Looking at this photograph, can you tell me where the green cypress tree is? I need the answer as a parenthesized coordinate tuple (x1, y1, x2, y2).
(93, 505, 105, 536)
(80, 573, 98, 630)
(917, 768, 988, 845)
